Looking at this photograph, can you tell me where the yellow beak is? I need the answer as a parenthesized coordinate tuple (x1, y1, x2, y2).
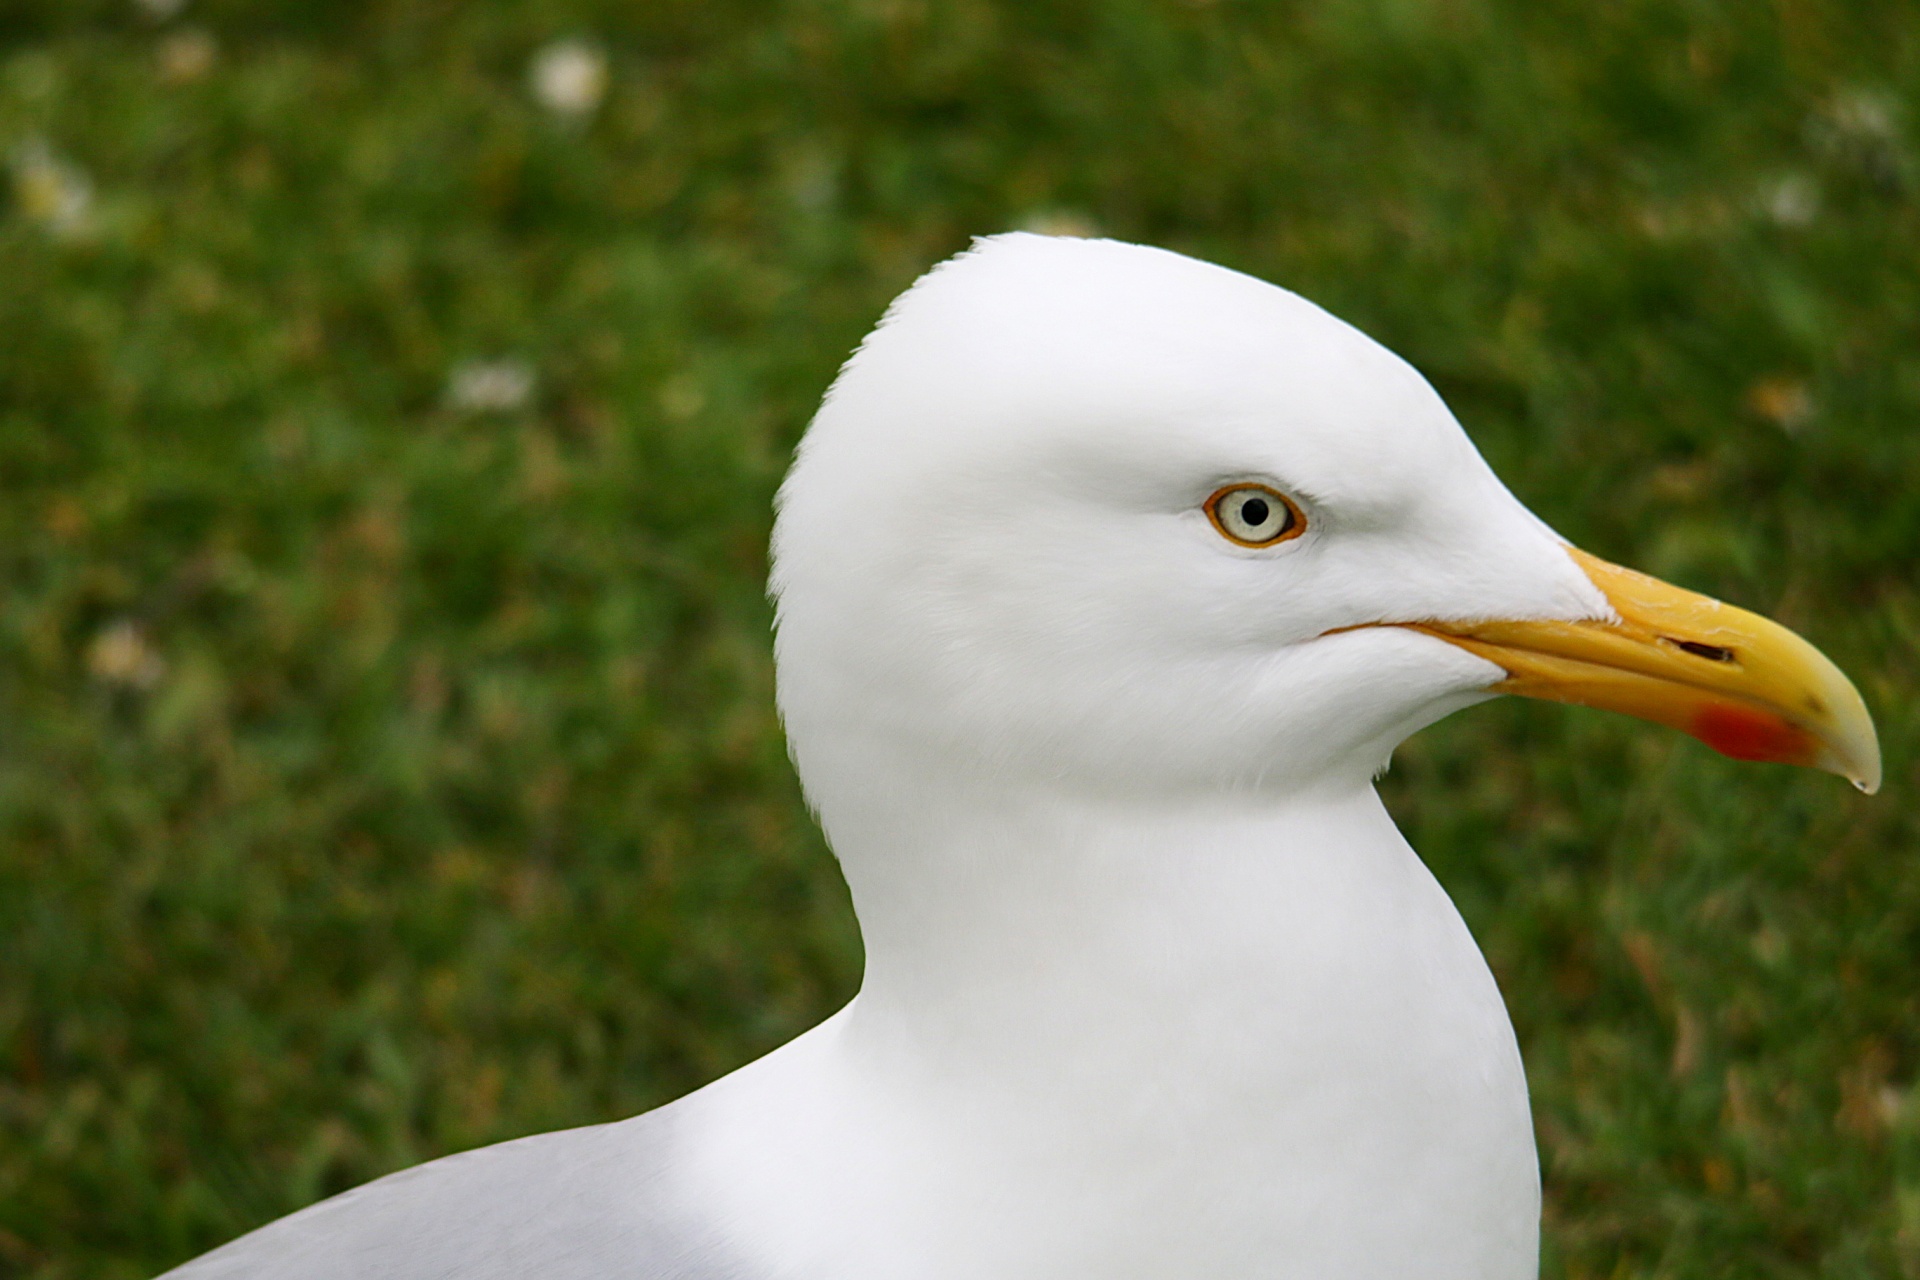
(1405, 548, 1881, 793)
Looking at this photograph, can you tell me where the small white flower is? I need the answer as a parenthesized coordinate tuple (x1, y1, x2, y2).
(530, 40, 608, 120)
(11, 139, 94, 239)
(447, 359, 536, 414)
(157, 29, 218, 84)
(1806, 87, 1907, 188)
(88, 620, 167, 691)
(1827, 88, 1898, 142)
(1762, 174, 1819, 228)
(1014, 209, 1101, 239)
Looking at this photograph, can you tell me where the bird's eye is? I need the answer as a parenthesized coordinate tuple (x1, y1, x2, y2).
(1206, 483, 1303, 547)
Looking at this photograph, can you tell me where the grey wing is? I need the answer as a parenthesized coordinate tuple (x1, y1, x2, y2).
(156, 1106, 759, 1280)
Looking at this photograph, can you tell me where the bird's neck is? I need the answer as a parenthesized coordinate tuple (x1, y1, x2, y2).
(831, 777, 1465, 1091)
(686, 773, 1540, 1278)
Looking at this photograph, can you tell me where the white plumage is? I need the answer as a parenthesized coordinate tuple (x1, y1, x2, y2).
(164, 233, 1875, 1279)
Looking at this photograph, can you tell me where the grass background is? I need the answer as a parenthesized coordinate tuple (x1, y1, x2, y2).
(0, 1, 1915, 1276)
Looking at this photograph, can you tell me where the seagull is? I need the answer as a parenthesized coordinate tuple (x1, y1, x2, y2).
(162, 233, 1879, 1280)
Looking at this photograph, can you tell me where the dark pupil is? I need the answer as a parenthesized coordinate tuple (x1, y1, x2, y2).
(1239, 497, 1271, 528)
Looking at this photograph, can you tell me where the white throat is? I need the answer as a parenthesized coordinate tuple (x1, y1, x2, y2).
(683, 775, 1541, 1280)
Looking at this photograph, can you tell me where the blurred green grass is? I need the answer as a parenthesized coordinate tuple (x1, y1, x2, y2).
(0, 2, 1915, 1276)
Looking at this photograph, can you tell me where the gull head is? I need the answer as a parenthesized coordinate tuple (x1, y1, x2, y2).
(771, 234, 1879, 816)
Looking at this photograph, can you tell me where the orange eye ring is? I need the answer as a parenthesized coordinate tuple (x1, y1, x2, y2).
(1205, 483, 1305, 548)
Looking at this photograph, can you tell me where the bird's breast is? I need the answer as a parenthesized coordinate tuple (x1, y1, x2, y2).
(690, 790, 1541, 1279)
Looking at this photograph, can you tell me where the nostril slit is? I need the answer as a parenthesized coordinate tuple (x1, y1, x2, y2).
(1671, 639, 1735, 663)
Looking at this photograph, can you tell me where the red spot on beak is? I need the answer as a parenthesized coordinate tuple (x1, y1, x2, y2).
(1691, 703, 1814, 765)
